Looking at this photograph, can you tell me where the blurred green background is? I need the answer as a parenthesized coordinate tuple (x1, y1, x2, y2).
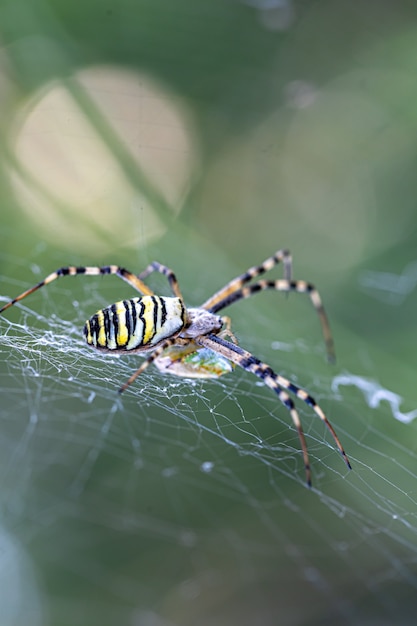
(1, 1, 417, 624)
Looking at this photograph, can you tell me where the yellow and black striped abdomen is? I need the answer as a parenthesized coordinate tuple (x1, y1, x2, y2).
(84, 296, 186, 352)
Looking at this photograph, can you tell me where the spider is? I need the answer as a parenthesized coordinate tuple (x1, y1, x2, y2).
(0, 248, 351, 486)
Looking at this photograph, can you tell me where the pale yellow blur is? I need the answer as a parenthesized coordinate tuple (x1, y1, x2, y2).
(9, 66, 199, 254)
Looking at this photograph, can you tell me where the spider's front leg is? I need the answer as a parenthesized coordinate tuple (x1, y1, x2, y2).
(207, 278, 336, 363)
(201, 249, 293, 311)
(196, 333, 351, 486)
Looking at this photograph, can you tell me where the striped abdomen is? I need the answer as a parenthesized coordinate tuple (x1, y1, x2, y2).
(84, 296, 186, 351)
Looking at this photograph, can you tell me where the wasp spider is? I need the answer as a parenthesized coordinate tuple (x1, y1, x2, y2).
(0, 249, 351, 485)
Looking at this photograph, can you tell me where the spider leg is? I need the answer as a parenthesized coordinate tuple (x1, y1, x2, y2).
(118, 337, 191, 393)
(219, 316, 238, 345)
(0, 265, 154, 314)
(206, 278, 335, 363)
(137, 262, 184, 299)
(197, 333, 351, 486)
(201, 249, 292, 311)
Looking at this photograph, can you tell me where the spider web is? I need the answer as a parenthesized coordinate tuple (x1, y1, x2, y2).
(1, 266, 417, 626)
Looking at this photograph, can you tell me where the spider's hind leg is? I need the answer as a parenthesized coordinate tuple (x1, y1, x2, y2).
(118, 337, 191, 393)
(0, 265, 154, 314)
